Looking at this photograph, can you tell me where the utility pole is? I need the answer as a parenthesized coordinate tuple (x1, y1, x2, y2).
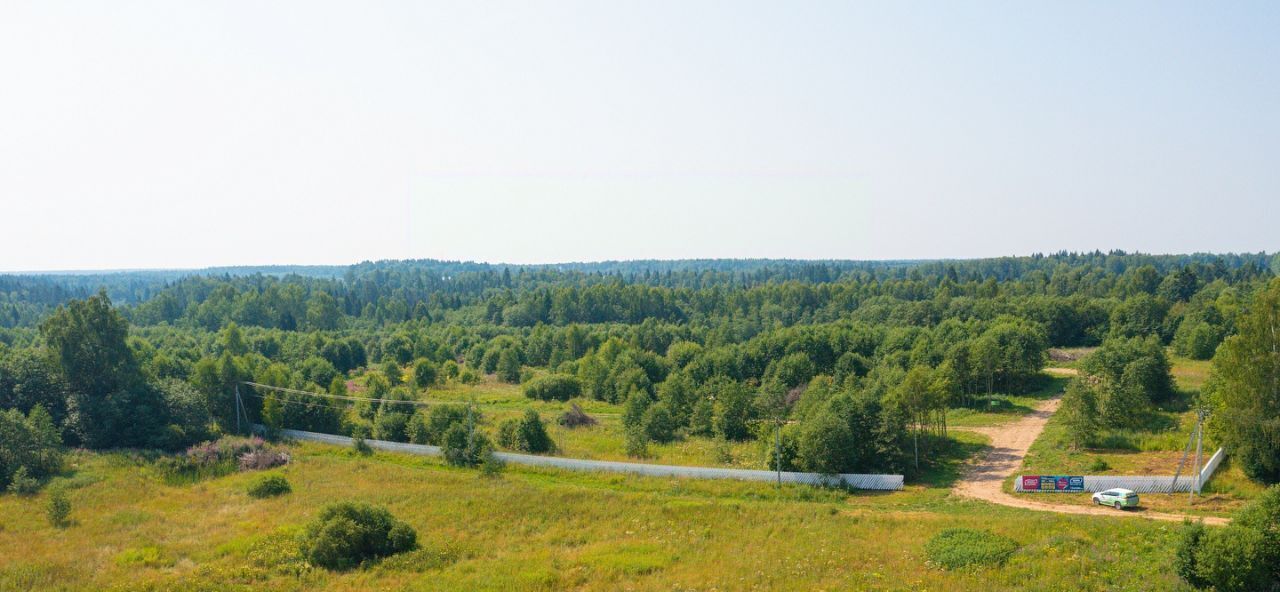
(1190, 413, 1205, 503)
(1171, 411, 1199, 493)
(775, 419, 782, 488)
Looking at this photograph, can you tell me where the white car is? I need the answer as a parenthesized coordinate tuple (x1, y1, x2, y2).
(1092, 488, 1139, 510)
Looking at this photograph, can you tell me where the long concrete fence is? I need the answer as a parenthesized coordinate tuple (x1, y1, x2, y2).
(1015, 448, 1226, 494)
(278, 427, 904, 490)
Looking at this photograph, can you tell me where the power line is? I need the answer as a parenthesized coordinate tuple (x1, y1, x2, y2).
(242, 391, 353, 414)
(240, 381, 444, 408)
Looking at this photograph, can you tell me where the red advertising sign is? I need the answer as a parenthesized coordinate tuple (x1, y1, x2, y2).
(1021, 476, 1041, 490)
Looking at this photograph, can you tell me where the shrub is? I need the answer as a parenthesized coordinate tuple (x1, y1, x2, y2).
(299, 502, 417, 570)
(497, 419, 520, 450)
(458, 368, 480, 385)
(523, 375, 582, 401)
(496, 349, 522, 384)
(352, 435, 373, 456)
(407, 404, 470, 446)
(413, 359, 437, 389)
(1194, 526, 1273, 592)
(373, 408, 411, 443)
(441, 424, 493, 468)
(1174, 521, 1208, 589)
(498, 410, 554, 453)
(642, 403, 677, 444)
(439, 360, 460, 382)
(624, 425, 649, 459)
(46, 487, 71, 528)
(247, 474, 292, 498)
(796, 409, 856, 475)
(924, 528, 1019, 570)
(1232, 485, 1280, 583)
(558, 402, 597, 428)
(480, 453, 506, 477)
(7, 466, 40, 496)
(0, 406, 63, 492)
(1087, 457, 1111, 472)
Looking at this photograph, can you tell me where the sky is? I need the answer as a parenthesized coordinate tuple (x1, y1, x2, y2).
(1, 1, 1277, 271)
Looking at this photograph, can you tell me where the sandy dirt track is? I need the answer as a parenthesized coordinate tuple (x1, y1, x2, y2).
(951, 392, 1229, 526)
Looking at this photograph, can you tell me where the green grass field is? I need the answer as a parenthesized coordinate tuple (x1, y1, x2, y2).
(0, 443, 1201, 591)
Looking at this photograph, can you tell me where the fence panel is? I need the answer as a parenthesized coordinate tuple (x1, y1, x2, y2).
(1014, 448, 1226, 493)
(278, 427, 904, 490)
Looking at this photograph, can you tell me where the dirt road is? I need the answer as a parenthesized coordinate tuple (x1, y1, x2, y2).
(951, 394, 1229, 525)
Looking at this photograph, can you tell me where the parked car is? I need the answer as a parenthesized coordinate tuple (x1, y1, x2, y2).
(1092, 488, 1139, 510)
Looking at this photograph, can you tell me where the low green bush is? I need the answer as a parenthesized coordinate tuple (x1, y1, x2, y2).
(46, 487, 71, 528)
(523, 374, 581, 401)
(924, 528, 1019, 570)
(7, 466, 40, 495)
(247, 474, 292, 498)
(1177, 485, 1280, 590)
(497, 410, 554, 453)
(299, 502, 417, 570)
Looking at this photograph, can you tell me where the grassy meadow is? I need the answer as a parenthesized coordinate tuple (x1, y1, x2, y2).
(0, 442, 1200, 592)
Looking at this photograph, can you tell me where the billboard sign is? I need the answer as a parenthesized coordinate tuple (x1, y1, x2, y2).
(1019, 475, 1085, 492)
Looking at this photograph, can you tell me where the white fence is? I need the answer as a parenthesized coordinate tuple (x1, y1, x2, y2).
(277, 427, 904, 490)
(1015, 448, 1226, 494)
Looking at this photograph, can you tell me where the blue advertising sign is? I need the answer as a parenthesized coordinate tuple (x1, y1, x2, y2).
(1021, 475, 1085, 492)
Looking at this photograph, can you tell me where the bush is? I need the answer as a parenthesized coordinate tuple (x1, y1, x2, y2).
(0, 406, 63, 492)
(480, 453, 506, 477)
(496, 349, 522, 384)
(7, 466, 40, 495)
(1232, 485, 1280, 584)
(407, 405, 470, 446)
(558, 402, 597, 428)
(924, 528, 1019, 570)
(796, 409, 856, 475)
(299, 502, 417, 570)
(1194, 526, 1273, 592)
(1175, 521, 1208, 589)
(373, 408, 411, 443)
(624, 425, 649, 458)
(521, 410, 554, 452)
(46, 487, 71, 528)
(497, 419, 520, 450)
(247, 474, 292, 498)
(458, 368, 480, 385)
(441, 424, 493, 468)
(642, 403, 677, 443)
(413, 359, 437, 389)
(497, 411, 552, 454)
(523, 374, 582, 401)
(1176, 486, 1280, 590)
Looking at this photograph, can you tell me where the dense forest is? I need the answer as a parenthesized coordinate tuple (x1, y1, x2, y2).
(3, 251, 1280, 489)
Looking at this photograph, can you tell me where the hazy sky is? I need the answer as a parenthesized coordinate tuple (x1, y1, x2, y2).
(1, 1, 1277, 271)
